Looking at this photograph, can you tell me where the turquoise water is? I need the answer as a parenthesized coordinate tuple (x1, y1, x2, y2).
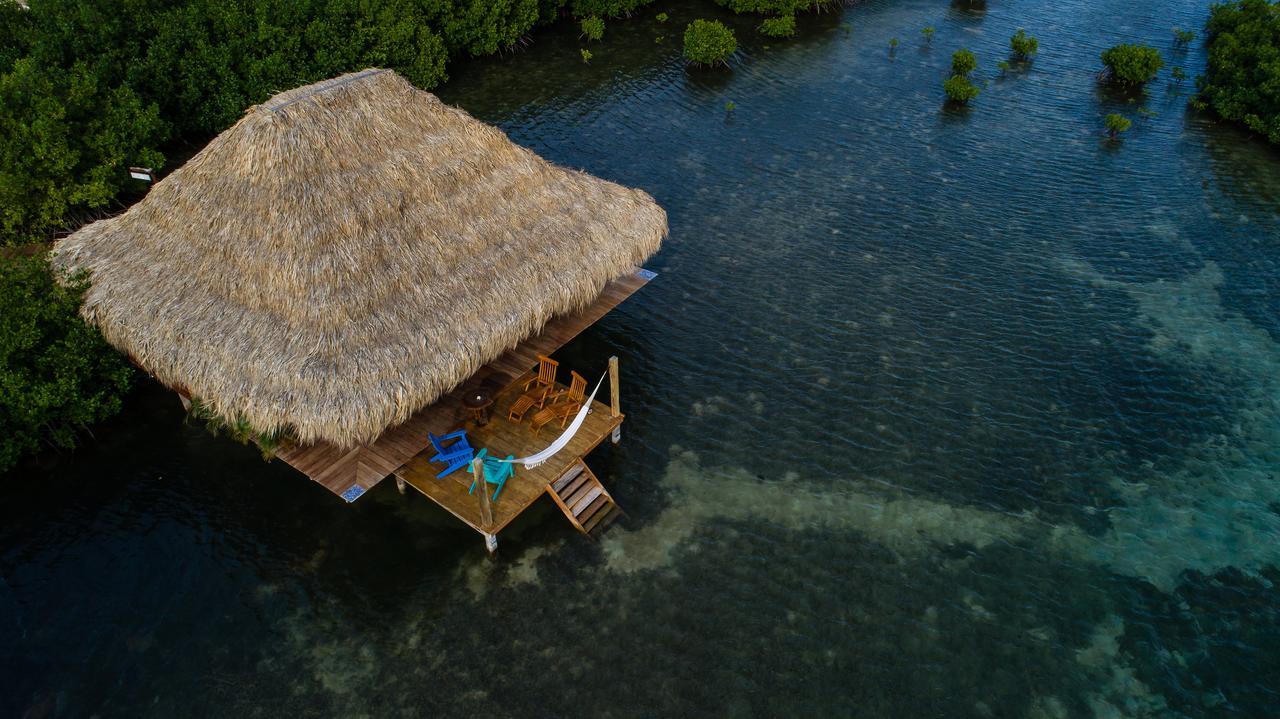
(7, 0, 1280, 716)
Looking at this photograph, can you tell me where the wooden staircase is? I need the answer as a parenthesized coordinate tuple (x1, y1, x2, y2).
(547, 460, 622, 536)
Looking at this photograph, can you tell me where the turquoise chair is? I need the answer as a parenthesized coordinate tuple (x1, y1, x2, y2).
(467, 448, 515, 501)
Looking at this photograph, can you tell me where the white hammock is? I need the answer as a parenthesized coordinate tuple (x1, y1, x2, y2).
(500, 372, 606, 468)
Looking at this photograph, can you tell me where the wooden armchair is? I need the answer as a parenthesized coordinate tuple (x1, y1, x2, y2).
(508, 355, 559, 422)
(547, 371, 587, 408)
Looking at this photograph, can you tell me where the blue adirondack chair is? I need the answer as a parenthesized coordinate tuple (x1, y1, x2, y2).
(467, 448, 515, 502)
(428, 429, 474, 479)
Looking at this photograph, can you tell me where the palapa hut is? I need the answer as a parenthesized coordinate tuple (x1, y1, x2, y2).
(53, 69, 666, 524)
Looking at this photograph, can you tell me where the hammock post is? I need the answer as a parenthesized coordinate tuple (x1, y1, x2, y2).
(609, 355, 621, 444)
(473, 457, 496, 553)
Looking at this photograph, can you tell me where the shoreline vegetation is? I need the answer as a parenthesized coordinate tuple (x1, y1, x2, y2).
(1198, 0, 1280, 146)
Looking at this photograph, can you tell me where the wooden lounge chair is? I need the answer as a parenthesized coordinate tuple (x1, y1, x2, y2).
(547, 371, 587, 407)
(530, 400, 581, 438)
(428, 429, 474, 478)
(508, 355, 559, 422)
(467, 448, 515, 502)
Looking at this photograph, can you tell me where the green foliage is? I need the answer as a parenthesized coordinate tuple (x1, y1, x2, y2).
(656, 12, 668, 22)
(951, 48, 977, 75)
(187, 397, 291, 461)
(581, 16, 605, 40)
(0, 58, 167, 246)
(0, 1, 33, 72)
(944, 48, 979, 104)
(997, 60, 1011, 75)
(890, 37, 899, 49)
(580, 47, 593, 62)
(0, 254, 132, 473)
(922, 26, 935, 43)
(683, 19, 737, 66)
(715, 0, 838, 14)
(1010, 29, 1038, 59)
(1199, 0, 1280, 144)
(943, 74, 980, 103)
(1105, 112, 1132, 137)
(1171, 65, 1187, 83)
(1100, 43, 1164, 86)
(724, 100, 737, 112)
(1173, 27, 1196, 46)
(569, 0, 654, 17)
(759, 15, 796, 37)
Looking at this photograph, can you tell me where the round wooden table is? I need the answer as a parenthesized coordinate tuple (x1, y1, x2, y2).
(463, 389, 495, 426)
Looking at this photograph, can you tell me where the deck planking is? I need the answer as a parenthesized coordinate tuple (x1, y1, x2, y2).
(274, 268, 651, 500)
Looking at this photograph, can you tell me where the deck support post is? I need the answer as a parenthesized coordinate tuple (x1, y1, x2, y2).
(473, 457, 495, 553)
(609, 355, 621, 444)
(395, 475, 406, 495)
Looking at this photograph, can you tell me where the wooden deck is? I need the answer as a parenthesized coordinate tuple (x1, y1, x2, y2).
(396, 377, 623, 536)
(274, 268, 653, 501)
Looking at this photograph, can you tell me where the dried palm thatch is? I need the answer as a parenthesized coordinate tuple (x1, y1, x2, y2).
(52, 69, 666, 448)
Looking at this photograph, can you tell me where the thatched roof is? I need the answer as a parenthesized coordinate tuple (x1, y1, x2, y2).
(52, 69, 666, 448)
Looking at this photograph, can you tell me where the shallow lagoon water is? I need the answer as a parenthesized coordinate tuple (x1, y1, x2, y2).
(6, 0, 1280, 716)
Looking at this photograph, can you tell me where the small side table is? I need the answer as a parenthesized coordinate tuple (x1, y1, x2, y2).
(463, 389, 495, 426)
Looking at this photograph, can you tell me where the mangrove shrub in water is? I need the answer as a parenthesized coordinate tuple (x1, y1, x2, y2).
(759, 15, 797, 38)
(944, 75, 981, 103)
(944, 48, 980, 104)
(1105, 113, 1132, 138)
(684, 20, 737, 66)
(952, 48, 978, 75)
(1100, 44, 1164, 86)
(1198, 0, 1280, 145)
(0, 254, 132, 473)
(1010, 29, 1038, 60)
(581, 16, 605, 41)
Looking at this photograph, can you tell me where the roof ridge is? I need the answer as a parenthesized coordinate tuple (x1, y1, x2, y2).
(265, 68, 390, 114)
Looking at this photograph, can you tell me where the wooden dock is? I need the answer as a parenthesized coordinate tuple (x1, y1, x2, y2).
(396, 373, 625, 546)
(266, 268, 655, 547)
(273, 268, 653, 502)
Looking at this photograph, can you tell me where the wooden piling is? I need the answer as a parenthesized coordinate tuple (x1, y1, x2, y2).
(609, 355, 621, 444)
(396, 475, 406, 495)
(473, 457, 496, 553)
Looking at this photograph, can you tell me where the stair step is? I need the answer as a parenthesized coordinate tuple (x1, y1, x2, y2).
(584, 505, 622, 535)
(578, 496, 611, 530)
(571, 486, 604, 517)
(551, 464, 585, 495)
(573, 488, 606, 516)
(556, 469, 591, 500)
(563, 478, 597, 509)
